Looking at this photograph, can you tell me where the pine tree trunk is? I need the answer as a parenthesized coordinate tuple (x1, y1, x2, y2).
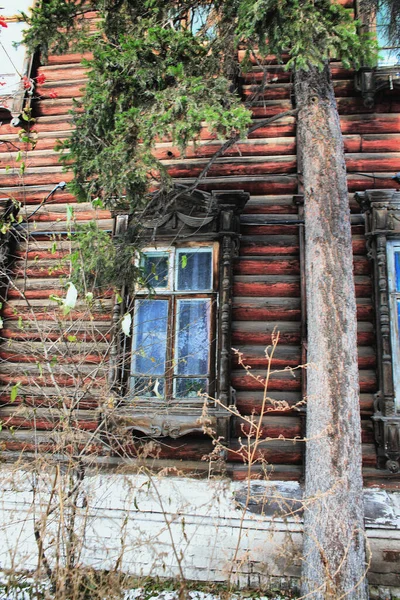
(295, 64, 368, 599)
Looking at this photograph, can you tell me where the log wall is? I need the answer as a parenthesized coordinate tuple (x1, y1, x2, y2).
(0, 27, 399, 486)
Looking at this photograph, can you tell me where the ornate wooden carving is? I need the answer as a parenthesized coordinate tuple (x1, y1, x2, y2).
(356, 189, 400, 472)
(355, 66, 400, 108)
(111, 187, 249, 440)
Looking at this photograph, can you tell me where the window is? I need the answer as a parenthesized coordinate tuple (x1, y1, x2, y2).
(130, 245, 217, 404)
(109, 188, 249, 439)
(375, 2, 400, 66)
(387, 240, 400, 409)
(355, 189, 400, 472)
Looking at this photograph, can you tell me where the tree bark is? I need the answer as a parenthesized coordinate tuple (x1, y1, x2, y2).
(295, 64, 368, 599)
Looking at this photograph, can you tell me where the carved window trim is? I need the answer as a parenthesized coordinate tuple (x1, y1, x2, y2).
(108, 188, 249, 441)
(356, 189, 400, 473)
(386, 240, 400, 410)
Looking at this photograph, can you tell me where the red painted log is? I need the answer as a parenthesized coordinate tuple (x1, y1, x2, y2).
(166, 157, 297, 178)
(233, 280, 300, 297)
(232, 298, 301, 321)
(47, 52, 93, 65)
(234, 258, 300, 276)
(340, 114, 400, 135)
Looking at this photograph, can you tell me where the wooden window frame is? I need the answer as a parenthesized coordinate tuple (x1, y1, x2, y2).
(108, 188, 249, 440)
(356, 190, 400, 473)
(386, 240, 400, 410)
(128, 243, 219, 407)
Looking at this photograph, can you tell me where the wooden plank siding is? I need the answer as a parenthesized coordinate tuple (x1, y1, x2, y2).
(0, 35, 398, 484)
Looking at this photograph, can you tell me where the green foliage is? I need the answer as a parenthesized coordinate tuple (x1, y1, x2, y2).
(68, 221, 139, 293)
(237, 0, 377, 70)
(23, 1, 251, 210)
(22, 0, 377, 211)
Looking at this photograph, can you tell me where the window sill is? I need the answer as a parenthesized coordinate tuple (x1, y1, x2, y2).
(110, 405, 231, 439)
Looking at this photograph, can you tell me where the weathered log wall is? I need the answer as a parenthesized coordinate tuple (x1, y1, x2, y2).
(0, 23, 399, 486)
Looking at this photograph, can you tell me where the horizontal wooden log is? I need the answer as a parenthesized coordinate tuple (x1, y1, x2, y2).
(227, 440, 303, 464)
(357, 134, 400, 153)
(230, 463, 303, 481)
(0, 393, 100, 410)
(37, 64, 88, 82)
(0, 374, 106, 388)
(345, 152, 400, 173)
(232, 321, 300, 346)
(347, 173, 399, 192)
(233, 278, 300, 298)
(0, 351, 106, 365)
(165, 155, 298, 178)
(242, 83, 291, 100)
(243, 79, 354, 101)
(154, 137, 297, 160)
(235, 391, 375, 416)
(244, 195, 298, 214)
(340, 113, 400, 135)
(247, 117, 296, 139)
(232, 344, 376, 369)
(35, 99, 84, 117)
(0, 415, 99, 432)
(232, 297, 301, 321)
(233, 415, 302, 439)
(12, 265, 69, 278)
(34, 115, 74, 132)
(337, 97, 400, 115)
(250, 101, 297, 118)
(234, 257, 300, 276)
(2, 306, 112, 322)
(232, 321, 374, 346)
(36, 80, 86, 99)
(47, 52, 93, 65)
(0, 168, 73, 187)
(239, 235, 365, 257)
(3, 149, 71, 168)
(240, 224, 299, 235)
(190, 175, 299, 195)
(242, 63, 353, 85)
(1, 328, 111, 343)
(240, 235, 299, 255)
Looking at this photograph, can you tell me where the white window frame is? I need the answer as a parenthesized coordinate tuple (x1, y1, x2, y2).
(130, 244, 217, 404)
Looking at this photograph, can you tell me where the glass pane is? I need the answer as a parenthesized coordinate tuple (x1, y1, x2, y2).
(397, 300, 400, 339)
(191, 5, 215, 37)
(175, 377, 208, 398)
(131, 299, 168, 376)
(131, 376, 165, 398)
(141, 252, 169, 288)
(175, 299, 210, 375)
(176, 249, 212, 291)
(376, 4, 399, 66)
(395, 252, 400, 291)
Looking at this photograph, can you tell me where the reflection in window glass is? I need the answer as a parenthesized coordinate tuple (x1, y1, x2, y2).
(176, 249, 212, 291)
(141, 252, 169, 288)
(175, 377, 208, 398)
(175, 299, 210, 377)
(376, 3, 400, 66)
(191, 5, 214, 35)
(395, 251, 400, 291)
(131, 299, 168, 376)
(133, 376, 165, 398)
(397, 300, 400, 340)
